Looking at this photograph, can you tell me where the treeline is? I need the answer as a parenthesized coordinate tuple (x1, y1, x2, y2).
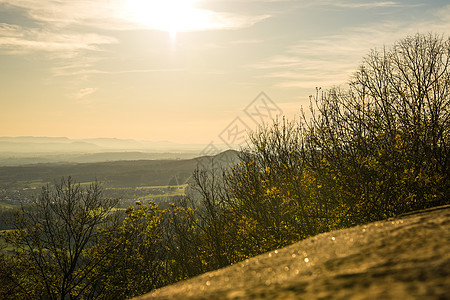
(1, 33, 449, 299)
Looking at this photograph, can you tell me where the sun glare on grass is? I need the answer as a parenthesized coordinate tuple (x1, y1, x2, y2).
(124, 0, 211, 40)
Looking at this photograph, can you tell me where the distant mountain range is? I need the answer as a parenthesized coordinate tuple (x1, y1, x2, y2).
(0, 137, 234, 166)
(0, 136, 208, 153)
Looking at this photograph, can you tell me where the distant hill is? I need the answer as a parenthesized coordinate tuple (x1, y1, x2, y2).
(0, 150, 240, 187)
(0, 137, 71, 143)
(0, 140, 102, 153)
(0, 136, 234, 166)
(0, 136, 209, 154)
(0, 152, 202, 166)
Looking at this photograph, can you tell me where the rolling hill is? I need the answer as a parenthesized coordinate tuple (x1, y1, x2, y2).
(0, 150, 240, 188)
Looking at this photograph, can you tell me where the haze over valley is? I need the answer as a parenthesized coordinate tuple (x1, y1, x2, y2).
(0, 136, 216, 166)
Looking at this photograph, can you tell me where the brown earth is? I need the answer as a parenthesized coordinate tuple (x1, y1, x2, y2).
(135, 205, 450, 300)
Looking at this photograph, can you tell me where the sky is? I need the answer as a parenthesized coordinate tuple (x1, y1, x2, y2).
(0, 0, 449, 147)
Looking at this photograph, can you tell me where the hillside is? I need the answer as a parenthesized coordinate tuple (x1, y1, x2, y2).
(136, 205, 450, 300)
(0, 150, 240, 187)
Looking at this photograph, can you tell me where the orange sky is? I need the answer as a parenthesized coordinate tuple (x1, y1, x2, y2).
(1, 0, 449, 145)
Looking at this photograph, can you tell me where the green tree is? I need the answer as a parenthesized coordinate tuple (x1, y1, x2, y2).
(225, 118, 342, 258)
(0, 249, 19, 299)
(92, 201, 169, 299)
(162, 198, 203, 281)
(189, 166, 234, 269)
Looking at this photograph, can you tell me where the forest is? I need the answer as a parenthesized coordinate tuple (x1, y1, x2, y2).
(0, 33, 449, 299)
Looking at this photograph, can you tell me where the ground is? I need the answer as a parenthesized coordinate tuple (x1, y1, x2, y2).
(135, 205, 450, 299)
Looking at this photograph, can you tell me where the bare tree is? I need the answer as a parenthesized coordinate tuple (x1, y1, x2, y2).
(306, 33, 449, 222)
(2, 177, 118, 299)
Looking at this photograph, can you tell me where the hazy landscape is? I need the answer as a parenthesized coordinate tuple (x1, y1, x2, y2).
(1, 0, 449, 299)
(0, 136, 213, 166)
(0, 136, 231, 217)
(0, 148, 239, 213)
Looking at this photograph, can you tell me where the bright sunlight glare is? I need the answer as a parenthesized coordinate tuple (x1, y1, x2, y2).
(124, 0, 212, 38)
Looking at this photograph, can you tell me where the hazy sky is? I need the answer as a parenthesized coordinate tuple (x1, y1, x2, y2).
(1, 0, 449, 145)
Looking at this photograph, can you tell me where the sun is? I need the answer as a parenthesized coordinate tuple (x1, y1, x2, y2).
(124, 0, 208, 38)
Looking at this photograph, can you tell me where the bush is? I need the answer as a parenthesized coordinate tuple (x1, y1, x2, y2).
(306, 33, 449, 222)
(220, 33, 449, 257)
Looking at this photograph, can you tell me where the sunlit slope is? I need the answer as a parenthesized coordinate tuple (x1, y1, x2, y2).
(137, 205, 450, 300)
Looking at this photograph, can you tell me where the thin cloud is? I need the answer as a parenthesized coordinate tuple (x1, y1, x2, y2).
(0, 0, 270, 32)
(249, 37, 375, 89)
(0, 0, 273, 62)
(198, 12, 270, 31)
(248, 3, 450, 91)
(230, 39, 265, 45)
(73, 87, 98, 99)
(317, 1, 423, 9)
(51, 64, 104, 78)
(0, 23, 117, 57)
(50, 61, 184, 78)
(331, 1, 401, 8)
(0, 0, 117, 28)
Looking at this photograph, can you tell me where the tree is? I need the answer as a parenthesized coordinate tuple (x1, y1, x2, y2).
(162, 198, 203, 281)
(226, 120, 309, 254)
(188, 165, 234, 269)
(306, 33, 449, 222)
(1, 177, 118, 299)
(92, 201, 168, 299)
(225, 33, 449, 248)
(0, 249, 19, 299)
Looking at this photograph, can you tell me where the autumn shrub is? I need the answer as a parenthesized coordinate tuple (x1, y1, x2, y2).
(305, 33, 449, 223)
(218, 33, 449, 258)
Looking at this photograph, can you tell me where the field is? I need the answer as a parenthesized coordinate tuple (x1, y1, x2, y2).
(0, 230, 16, 253)
(0, 201, 15, 210)
(0, 150, 239, 211)
(0, 159, 197, 188)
